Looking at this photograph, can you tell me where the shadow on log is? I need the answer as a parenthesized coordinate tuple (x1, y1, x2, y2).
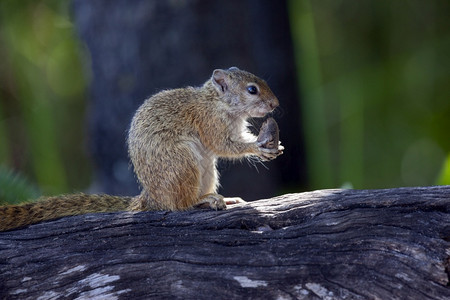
(1, 186, 449, 299)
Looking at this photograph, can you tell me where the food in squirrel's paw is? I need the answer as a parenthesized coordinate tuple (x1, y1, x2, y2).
(257, 117, 279, 149)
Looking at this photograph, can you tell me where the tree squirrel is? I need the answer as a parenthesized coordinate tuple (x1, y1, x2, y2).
(0, 67, 283, 231)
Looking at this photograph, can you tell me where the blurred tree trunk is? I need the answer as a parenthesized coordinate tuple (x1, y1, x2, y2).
(72, 0, 305, 199)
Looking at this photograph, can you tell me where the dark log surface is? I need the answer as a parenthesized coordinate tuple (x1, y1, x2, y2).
(1, 186, 449, 299)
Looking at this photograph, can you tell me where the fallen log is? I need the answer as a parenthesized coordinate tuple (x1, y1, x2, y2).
(1, 186, 449, 299)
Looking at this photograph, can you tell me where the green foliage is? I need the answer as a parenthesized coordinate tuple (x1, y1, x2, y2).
(289, 0, 450, 189)
(0, 166, 40, 205)
(437, 154, 450, 185)
(0, 0, 92, 195)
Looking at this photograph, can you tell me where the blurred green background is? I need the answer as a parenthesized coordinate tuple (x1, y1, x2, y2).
(289, 0, 450, 189)
(0, 0, 449, 204)
(0, 1, 90, 203)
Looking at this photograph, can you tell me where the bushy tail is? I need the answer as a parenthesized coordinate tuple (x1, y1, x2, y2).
(0, 194, 132, 231)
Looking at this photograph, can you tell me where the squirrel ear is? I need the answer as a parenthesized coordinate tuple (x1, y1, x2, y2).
(212, 69, 228, 93)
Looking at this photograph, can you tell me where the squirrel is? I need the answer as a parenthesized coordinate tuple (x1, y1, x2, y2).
(0, 67, 283, 231)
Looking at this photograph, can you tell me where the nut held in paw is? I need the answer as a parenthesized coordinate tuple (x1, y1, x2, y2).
(257, 117, 279, 149)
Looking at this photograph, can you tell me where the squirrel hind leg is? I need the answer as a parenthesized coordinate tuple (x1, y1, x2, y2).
(131, 156, 204, 211)
(194, 193, 227, 210)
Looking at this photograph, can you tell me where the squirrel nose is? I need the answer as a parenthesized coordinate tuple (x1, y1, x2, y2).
(269, 98, 279, 110)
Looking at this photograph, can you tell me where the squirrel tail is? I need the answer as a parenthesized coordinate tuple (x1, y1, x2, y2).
(0, 194, 132, 231)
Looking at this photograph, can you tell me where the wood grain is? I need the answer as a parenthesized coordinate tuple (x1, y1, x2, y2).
(1, 186, 449, 299)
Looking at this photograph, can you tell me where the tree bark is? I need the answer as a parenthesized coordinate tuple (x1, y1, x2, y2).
(1, 186, 449, 299)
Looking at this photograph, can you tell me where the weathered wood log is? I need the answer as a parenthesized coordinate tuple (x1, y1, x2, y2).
(1, 186, 449, 299)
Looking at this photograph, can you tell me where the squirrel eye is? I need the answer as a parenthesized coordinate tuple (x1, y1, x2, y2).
(247, 85, 258, 95)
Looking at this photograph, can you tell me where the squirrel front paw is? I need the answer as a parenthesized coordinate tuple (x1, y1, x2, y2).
(257, 142, 284, 161)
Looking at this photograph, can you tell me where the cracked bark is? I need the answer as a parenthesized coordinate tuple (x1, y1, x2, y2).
(0, 186, 449, 299)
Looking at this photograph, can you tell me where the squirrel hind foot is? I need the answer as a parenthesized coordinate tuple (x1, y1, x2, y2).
(224, 197, 246, 205)
(194, 194, 227, 211)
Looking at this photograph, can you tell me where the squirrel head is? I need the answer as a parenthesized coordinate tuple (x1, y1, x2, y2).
(211, 67, 279, 118)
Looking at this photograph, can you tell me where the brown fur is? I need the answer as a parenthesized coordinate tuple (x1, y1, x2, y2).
(0, 67, 283, 231)
(0, 194, 131, 231)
